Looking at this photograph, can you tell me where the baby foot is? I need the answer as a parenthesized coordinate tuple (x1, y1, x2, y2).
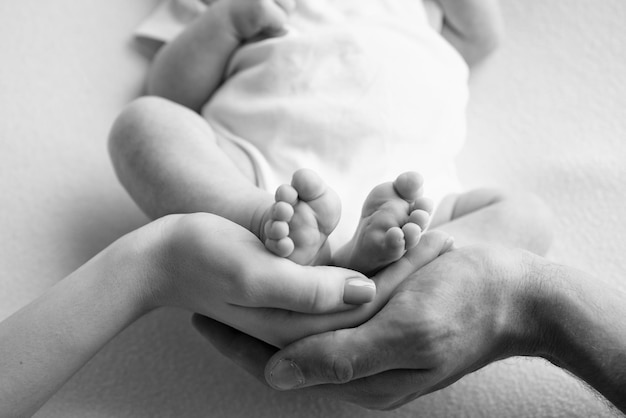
(228, 0, 295, 41)
(264, 169, 341, 265)
(333, 172, 433, 275)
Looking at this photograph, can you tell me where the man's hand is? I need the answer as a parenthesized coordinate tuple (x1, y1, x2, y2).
(195, 245, 535, 409)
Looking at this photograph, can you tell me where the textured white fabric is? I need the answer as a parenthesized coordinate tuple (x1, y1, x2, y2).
(137, 0, 468, 243)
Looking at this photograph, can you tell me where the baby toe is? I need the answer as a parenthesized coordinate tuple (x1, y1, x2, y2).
(265, 220, 289, 240)
(411, 196, 434, 215)
(384, 226, 406, 251)
(265, 237, 295, 258)
(394, 171, 424, 202)
(275, 184, 298, 205)
(401, 222, 422, 250)
(291, 168, 326, 201)
(271, 201, 294, 222)
(409, 209, 431, 231)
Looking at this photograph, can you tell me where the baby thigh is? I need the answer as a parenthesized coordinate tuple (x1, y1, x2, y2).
(108, 96, 258, 219)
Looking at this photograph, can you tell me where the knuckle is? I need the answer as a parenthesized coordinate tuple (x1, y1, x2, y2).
(331, 356, 354, 384)
(319, 351, 354, 384)
(305, 281, 327, 313)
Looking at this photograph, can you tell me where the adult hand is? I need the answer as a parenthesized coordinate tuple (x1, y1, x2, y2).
(195, 244, 537, 409)
(155, 213, 453, 347)
(139, 212, 378, 347)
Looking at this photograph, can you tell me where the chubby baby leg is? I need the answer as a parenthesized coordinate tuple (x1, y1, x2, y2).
(333, 172, 432, 275)
(108, 96, 275, 239)
(264, 169, 341, 265)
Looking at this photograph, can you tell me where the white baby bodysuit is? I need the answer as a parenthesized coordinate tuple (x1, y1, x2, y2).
(137, 0, 468, 244)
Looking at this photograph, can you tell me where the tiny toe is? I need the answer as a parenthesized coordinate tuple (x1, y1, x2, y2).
(394, 172, 424, 202)
(384, 226, 405, 250)
(271, 201, 294, 221)
(412, 196, 434, 215)
(409, 209, 431, 231)
(275, 237, 295, 257)
(402, 222, 422, 249)
(266, 237, 295, 258)
(275, 184, 298, 205)
(265, 220, 289, 240)
(291, 168, 325, 201)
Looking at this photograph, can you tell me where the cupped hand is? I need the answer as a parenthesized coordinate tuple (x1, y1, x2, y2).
(140, 213, 381, 347)
(195, 244, 533, 409)
(154, 212, 452, 347)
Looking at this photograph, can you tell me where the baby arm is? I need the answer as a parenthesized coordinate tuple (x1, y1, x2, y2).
(147, 0, 293, 111)
(434, 0, 503, 66)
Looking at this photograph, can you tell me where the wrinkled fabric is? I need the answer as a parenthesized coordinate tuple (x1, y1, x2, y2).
(137, 0, 468, 243)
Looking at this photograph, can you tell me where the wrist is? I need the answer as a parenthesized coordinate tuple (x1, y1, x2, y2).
(512, 254, 587, 363)
(99, 220, 170, 316)
(492, 250, 558, 360)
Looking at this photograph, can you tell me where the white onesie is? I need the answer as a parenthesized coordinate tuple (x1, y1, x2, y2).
(137, 0, 469, 244)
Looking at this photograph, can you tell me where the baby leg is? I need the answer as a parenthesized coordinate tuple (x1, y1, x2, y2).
(264, 169, 341, 265)
(110, 97, 341, 265)
(333, 172, 432, 275)
(109, 96, 273, 239)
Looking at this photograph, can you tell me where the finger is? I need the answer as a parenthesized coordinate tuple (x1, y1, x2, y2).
(191, 314, 277, 383)
(192, 314, 430, 410)
(263, 229, 456, 389)
(243, 260, 376, 313)
(411, 196, 434, 215)
(192, 315, 441, 410)
(264, 313, 417, 390)
(373, 229, 453, 294)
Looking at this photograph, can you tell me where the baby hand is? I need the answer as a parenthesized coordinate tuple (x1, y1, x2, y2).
(228, 0, 294, 41)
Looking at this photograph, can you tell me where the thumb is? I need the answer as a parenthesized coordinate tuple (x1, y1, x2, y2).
(264, 319, 402, 390)
(249, 262, 377, 313)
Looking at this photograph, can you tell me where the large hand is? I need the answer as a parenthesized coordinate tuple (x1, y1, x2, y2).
(195, 245, 534, 409)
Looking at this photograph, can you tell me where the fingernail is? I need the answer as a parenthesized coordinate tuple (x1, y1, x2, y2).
(269, 359, 304, 390)
(343, 278, 376, 305)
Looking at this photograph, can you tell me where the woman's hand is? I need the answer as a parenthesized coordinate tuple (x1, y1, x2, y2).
(138, 212, 382, 346)
(0, 212, 378, 416)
